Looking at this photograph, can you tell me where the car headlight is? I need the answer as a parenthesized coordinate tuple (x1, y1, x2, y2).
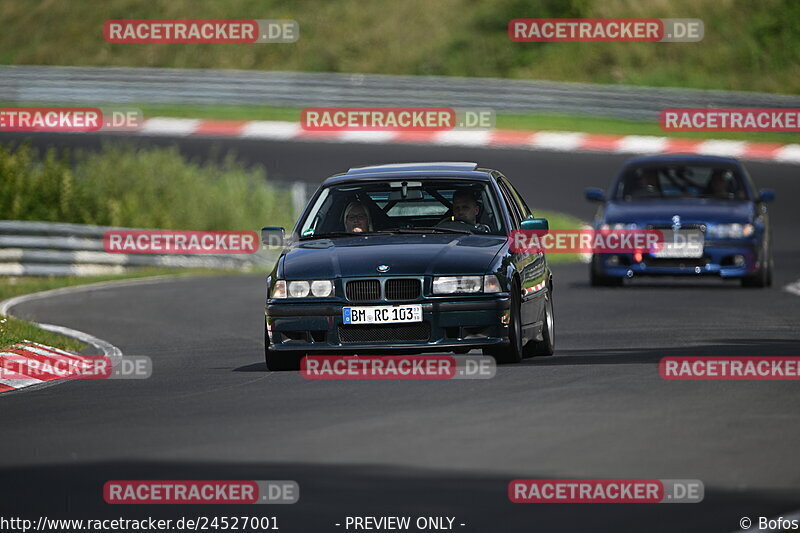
(272, 279, 334, 298)
(433, 275, 494, 295)
(310, 279, 334, 297)
(600, 222, 638, 230)
(707, 223, 754, 239)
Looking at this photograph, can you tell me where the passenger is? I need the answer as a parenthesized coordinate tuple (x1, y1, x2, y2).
(343, 201, 372, 233)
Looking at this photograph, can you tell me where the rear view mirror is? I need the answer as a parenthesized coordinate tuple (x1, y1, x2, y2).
(759, 189, 775, 203)
(388, 189, 423, 201)
(520, 218, 549, 231)
(585, 188, 605, 202)
(261, 226, 286, 247)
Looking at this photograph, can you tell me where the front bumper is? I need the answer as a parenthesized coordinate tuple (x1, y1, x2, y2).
(595, 240, 762, 278)
(266, 296, 510, 353)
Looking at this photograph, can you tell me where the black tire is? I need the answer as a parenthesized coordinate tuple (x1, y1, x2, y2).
(484, 280, 523, 364)
(265, 325, 302, 371)
(741, 266, 769, 288)
(525, 289, 555, 357)
(590, 255, 624, 287)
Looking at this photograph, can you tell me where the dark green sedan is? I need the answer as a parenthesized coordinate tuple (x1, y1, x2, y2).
(262, 162, 555, 370)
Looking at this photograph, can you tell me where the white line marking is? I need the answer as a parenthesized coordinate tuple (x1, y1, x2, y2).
(615, 135, 668, 154)
(241, 120, 301, 139)
(784, 278, 800, 296)
(434, 130, 492, 146)
(529, 131, 586, 151)
(774, 144, 800, 164)
(140, 117, 200, 136)
(696, 140, 747, 157)
(338, 131, 397, 143)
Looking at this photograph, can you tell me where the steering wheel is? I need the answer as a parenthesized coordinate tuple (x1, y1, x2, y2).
(436, 217, 490, 234)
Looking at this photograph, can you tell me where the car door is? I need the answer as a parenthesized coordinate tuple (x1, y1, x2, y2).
(495, 174, 547, 333)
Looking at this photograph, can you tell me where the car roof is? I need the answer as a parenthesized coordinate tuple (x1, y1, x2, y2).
(622, 154, 742, 167)
(322, 162, 493, 185)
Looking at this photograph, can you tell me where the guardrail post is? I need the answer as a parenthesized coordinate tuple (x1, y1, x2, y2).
(291, 181, 307, 219)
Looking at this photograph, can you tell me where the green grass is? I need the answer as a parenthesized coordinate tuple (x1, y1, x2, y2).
(1, 0, 799, 94)
(0, 315, 88, 353)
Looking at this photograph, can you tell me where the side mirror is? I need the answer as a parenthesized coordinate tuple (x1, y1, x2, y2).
(261, 226, 286, 247)
(759, 189, 775, 203)
(585, 187, 605, 202)
(520, 218, 549, 231)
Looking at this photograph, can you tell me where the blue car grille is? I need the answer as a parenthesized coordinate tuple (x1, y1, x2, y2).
(338, 323, 431, 343)
(346, 279, 381, 301)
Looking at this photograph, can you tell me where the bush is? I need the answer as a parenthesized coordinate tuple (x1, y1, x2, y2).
(0, 143, 294, 231)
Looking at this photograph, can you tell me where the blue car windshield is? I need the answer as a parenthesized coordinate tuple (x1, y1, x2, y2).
(298, 180, 507, 237)
(615, 165, 749, 201)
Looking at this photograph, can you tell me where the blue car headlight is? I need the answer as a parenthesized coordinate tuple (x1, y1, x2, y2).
(707, 223, 754, 239)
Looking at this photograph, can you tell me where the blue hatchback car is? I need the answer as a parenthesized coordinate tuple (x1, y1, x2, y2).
(585, 155, 775, 288)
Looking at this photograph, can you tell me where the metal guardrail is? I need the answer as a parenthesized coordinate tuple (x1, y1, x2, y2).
(2, 65, 800, 121)
(0, 220, 278, 277)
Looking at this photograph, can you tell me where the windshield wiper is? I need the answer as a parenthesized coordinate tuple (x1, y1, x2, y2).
(386, 226, 471, 235)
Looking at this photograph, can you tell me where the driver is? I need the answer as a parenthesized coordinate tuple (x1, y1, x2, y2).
(437, 190, 490, 233)
(705, 171, 730, 197)
(452, 190, 480, 225)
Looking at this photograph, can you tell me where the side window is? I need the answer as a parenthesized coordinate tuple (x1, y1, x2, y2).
(497, 179, 522, 229)
(504, 178, 532, 219)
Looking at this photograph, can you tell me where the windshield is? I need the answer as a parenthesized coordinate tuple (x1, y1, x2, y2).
(297, 179, 506, 237)
(615, 164, 750, 201)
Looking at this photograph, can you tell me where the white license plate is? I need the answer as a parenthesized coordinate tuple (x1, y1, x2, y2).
(343, 305, 422, 324)
(652, 230, 704, 258)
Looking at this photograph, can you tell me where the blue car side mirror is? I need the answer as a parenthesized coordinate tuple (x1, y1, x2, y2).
(759, 189, 775, 203)
(520, 218, 549, 231)
(585, 188, 605, 202)
(261, 226, 286, 247)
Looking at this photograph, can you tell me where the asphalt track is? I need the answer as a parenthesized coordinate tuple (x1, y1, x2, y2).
(1, 132, 800, 532)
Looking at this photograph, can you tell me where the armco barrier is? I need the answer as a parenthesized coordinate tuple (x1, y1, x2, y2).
(0, 220, 279, 276)
(2, 65, 800, 121)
